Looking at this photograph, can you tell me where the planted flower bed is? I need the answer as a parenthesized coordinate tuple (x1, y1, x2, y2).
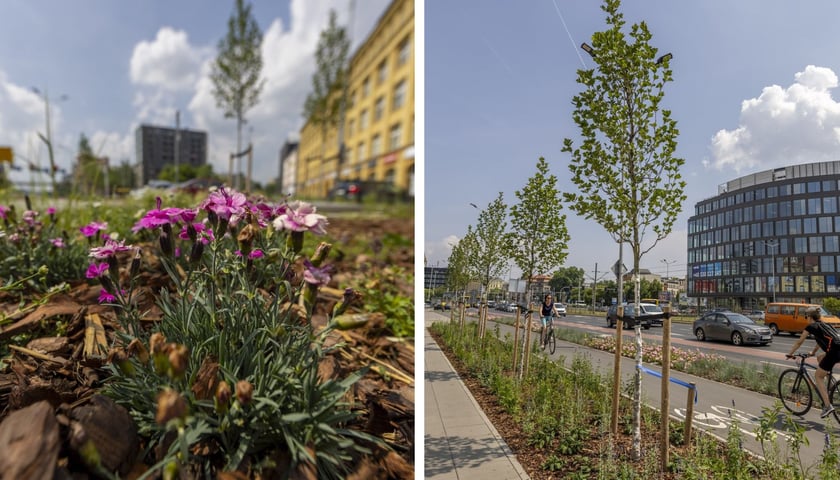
(0, 191, 414, 479)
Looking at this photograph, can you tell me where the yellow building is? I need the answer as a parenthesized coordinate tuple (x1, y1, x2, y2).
(297, 0, 414, 199)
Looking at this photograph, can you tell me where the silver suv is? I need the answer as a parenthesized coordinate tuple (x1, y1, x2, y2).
(554, 302, 567, 317)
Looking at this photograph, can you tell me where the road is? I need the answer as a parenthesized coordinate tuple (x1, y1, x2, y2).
(480, 308, 807, 373)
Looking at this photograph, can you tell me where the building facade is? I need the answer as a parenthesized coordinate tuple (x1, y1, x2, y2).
(278, 140, 299, 196)
(135, 124, 207, 186)
(687, 161, 840, 310)
(297, 0, 414, 199)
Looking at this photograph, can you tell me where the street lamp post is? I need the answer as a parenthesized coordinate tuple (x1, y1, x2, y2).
(32, 87, 68, 198)
(661, 258, 677, 303)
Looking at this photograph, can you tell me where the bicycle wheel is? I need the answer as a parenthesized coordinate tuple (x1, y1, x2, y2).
(548, 329, 556, 355)
(778, 369, 812, 415)
(830, 377, 840, 422)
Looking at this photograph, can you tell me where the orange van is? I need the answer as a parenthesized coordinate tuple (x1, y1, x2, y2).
(764, 303, 840, 335)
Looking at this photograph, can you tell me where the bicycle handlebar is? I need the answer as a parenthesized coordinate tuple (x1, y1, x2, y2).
(786, 352, 812, 360)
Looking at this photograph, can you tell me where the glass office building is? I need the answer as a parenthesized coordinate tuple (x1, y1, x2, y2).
(687, 161, 840, 310)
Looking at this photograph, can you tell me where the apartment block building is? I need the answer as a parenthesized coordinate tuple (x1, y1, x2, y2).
(297, 0, 414, 199)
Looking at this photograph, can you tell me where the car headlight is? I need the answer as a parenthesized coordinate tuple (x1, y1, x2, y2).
(742, 328, 755, 334)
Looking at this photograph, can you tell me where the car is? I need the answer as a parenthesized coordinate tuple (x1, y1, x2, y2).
(693, 311, 772, 346)
(553, 302, 567, 317)
(172, 178, 223, 195)
(606, 303, 656, 329)
(327, 181, 363, 201)
(744, 310, 765, 322)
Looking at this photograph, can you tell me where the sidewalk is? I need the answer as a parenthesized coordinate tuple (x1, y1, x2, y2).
(424, 311, 529, 480)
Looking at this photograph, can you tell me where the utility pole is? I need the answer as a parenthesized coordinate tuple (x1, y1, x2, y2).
(174, 110, 180, 184)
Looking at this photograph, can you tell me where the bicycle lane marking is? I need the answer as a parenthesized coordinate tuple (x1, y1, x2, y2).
(672, 404, 791, 441)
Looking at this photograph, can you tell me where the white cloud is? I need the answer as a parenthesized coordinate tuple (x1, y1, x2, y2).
(130, 27, 209, 91)
(708, 65, 840, 173)
(425, 234, 461, 265)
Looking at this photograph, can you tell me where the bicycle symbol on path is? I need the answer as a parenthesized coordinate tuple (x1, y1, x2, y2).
(673, 404, 791, 441)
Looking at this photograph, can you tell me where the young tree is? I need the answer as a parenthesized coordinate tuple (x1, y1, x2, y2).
(468, 193, 508, 336)
(506, 157, 570, 303)
(561, 0, 686, 459)
(210, 0, 265, 189)
(303, 9, 351, 179)
(506, 157, 570, 376)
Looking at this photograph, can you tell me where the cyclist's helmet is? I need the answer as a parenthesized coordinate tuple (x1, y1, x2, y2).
(807, 306, 821, 320)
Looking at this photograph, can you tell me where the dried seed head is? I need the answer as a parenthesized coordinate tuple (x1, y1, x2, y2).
(235, 380, 253, 406)
(215, 381, 232, 414)
(310, 242, 332, 267)
(149, 333, 167, 354)
(127, 338, 150, 364)
(167, 344, 189, 379)
(155, 388, 188, 425)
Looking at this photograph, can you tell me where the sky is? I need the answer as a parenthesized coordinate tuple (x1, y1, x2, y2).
(0, 0, 389, 188)
(425, 1, 840, 284)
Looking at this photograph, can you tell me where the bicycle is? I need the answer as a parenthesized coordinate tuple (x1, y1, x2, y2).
(778, 353, 840, 421)
(540, 315, 557, 355)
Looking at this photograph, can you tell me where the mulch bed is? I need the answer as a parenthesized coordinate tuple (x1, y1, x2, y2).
(429, 327, 701, 480)
(0, 217, 414, 479)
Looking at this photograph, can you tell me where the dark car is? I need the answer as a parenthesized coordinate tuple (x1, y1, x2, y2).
(606, 303, 654, 330)
(693, 311, 772, 346)
(173, 178, 223, 195)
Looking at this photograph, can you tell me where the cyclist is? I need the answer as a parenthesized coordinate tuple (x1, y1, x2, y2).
(539, 294, 559, 347)
(786, 307, 840, 418)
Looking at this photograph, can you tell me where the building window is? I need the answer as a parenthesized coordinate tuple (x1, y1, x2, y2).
(821, 217, 833, 233)
(377, 60, 387, 84)
(374, 96, 385, 122)
(810, 237, 824, 253)
(389, 123, 402, 151)
(793, 199, 806, 216)
(825, 196, 838, 214)
(804, 218, 817, 234)
(357, 142, 364, 161)
(397, 35, 411, 66)
(828, 236, 840, 253)
(360, 109, 369, 130)
(371, 134, 381, 157)
(808, 198, 822, 214)
(795, 237, 808, 253)
(348, 119, 354, 137)
(362, 77, 371, 98)
(392, 80, 406, 110)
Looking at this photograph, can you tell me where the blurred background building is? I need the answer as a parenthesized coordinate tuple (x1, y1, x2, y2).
(295, 0, 414, 200)
(135, 124, 207, 187)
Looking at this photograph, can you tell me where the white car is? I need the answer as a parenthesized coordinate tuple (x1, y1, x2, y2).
(553, 302, 567, 317)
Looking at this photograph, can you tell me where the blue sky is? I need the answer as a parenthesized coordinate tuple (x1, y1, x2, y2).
(425, 1, 840, 282)
(0, 0, 388, 187)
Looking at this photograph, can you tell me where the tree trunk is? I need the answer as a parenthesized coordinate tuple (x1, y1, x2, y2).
(632, 273, 642, 460)
(236, 116, 243, 190)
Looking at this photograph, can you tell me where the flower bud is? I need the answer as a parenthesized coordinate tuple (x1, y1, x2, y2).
(156, 388, 188, 425)
(107, 347, 135, 377)
(237, 223, 258, 256)
(333, 313, 370, 331)
(189, 240, 204, 265)
(332, 288, 362, 317)
(149, 333, 167, 354)
(159, 228, 173, 257)
(235, 380, 253, 406)
(287, 231, 304, 254)
(130, 248, 142, 278)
